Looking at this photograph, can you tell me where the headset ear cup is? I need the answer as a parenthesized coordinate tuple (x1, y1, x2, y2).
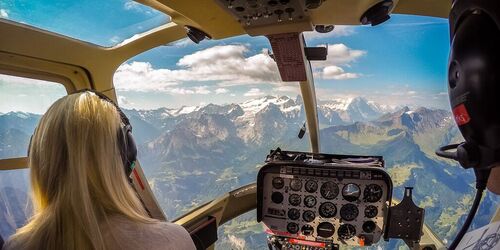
(457, 142, 480, 168)
(126, 126, 137, 172)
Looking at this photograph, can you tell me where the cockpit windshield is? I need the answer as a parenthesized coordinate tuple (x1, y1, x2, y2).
(0, 0, 170, 47)
(112, 14, 498, 248)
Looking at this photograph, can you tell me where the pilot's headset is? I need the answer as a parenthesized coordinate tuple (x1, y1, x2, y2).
(436, 1, 500, 248)
(28, 89, 138, 179)
(437, 0, 500, 178)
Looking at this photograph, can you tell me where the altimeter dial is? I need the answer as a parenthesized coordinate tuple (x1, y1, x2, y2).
(319, 202, 337, 218)
(340, 203, 359, 221)
(363, 184, 383, 203)
(320, 181, 339, 200)
(338, 224, 356, 240)
(290, 179, 302, 191)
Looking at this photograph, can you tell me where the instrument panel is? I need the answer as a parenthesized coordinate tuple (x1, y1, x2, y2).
(257, 152, 392, 247)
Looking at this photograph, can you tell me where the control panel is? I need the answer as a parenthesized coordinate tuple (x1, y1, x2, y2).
(215, 0, 311, 27)
(257, 150, 392, 248)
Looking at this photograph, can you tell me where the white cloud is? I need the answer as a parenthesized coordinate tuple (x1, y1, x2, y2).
(310, 43, 366, 80)
(322, 66, 359, 80)
(114, 61, 179, 92)
(166, 86, 211, 95)
(407, 90, 417, 95)
(176, 45, 280, 85)
(273, 84, 300, 94)
(0, 9, 8, 18)
(193, 86, 211, 94)
(114, 45, 281, 93)
(215, 88, 229, 94)
(304, 26, 355, 40)
(0, 74, 55, 87)
(114, 43, 366, 93)
(244, 88, 265, 97)
(314, 43, 366, 67)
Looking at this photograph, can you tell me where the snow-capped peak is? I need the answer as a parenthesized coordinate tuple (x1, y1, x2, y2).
(240, 95, 296, 114)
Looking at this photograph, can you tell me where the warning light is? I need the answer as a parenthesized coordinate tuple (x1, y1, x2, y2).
(359, 236, 366, 247)
(289, 239, 326, 247)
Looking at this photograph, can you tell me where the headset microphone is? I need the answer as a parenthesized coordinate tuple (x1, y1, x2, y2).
(436, 1, 500, 249)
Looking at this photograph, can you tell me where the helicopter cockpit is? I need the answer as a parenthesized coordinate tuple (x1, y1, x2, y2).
(1, 0, 500, 249)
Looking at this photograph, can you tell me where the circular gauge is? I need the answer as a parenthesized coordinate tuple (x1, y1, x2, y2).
(362, 221, 377, 233)
(364, 205, 378, 218)
(287, 222, 299, 234)
(288, 194, 301, 206)
(288, 208, 300, 220)
(305, 180, 318, 193)
(338, 224, 356, 240)
(317, 222, 335, 238)
(320, 181, 339, 200)
(340, 204, 359, 221)
(319, 202, 337, 218)
(301, 224, 314, 236)
(342, 183, 361, 202)
(271, 192, 283, 204)
(304, 195, 317, 208)
(272, 177, 284, 189)
(363, 184, 383, 203)
(302, 210, 316, 222)
(290, 179, 302, 191)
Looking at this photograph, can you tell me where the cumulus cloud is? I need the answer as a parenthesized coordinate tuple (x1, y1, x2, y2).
(118, 95, 133, 107)
(176, 45, 280, 85)
(114, 45, 281, 93)
(0, 9, 8, 18)
(215, 88, 229, 94)
(244, 88, 265, 97)
(310, 43, 366, 80)
(114, 43, 365, 95)
(314, 43, 366, 67)
(321, 66, 359, 80)
(114, 61, 179, 92)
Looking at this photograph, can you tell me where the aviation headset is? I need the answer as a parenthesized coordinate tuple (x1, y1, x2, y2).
(437, 0, 500, 173)
(28, 89, 138, 179)
(434, 1, 500, 248)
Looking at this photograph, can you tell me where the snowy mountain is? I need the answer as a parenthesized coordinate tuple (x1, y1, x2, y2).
(0, 97, 497, 249)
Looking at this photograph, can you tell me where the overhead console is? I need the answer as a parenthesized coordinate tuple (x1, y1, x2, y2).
(214, 0, 318, 36)
(257, 149, 392, 248)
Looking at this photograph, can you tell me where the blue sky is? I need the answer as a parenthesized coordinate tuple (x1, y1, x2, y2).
(115, 14, 451, 110)
(0, 0, 451, 113)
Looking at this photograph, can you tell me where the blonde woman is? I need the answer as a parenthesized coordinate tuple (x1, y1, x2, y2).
(3, 91, 196, 250)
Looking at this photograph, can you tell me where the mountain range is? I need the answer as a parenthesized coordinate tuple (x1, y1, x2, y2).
(0, 96, 498, 249)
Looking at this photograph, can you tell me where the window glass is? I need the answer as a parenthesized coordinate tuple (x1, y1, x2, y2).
(0, 74, 66, 239)
(0, 169, 31, 239)
(115, 15, 498, 249)
(0, 74, 67, 159)
(0, 0, 170, 47)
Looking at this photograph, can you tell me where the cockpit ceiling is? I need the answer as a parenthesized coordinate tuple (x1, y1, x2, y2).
(146, 0, 450, 39)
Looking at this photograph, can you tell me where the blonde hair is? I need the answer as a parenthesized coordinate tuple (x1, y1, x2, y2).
(9, 92, 154, 250)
